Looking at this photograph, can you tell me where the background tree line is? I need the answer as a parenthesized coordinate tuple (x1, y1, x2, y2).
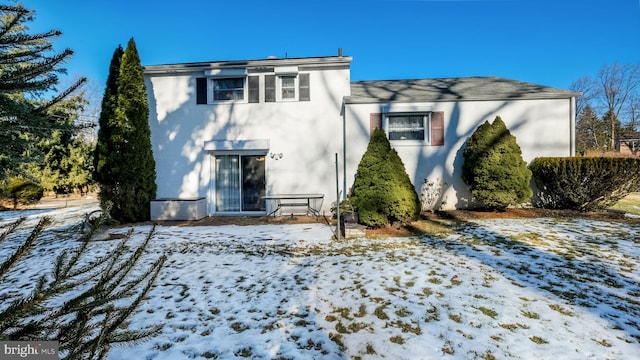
(0, 2, 155, 223)
(1, 5, 164, 359)
(0, 3, 95, 204)
(572, 63, 640, 154)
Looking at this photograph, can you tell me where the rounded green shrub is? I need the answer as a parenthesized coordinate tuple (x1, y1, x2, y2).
(5, 177, 44, 208)
(462, 116, 532, 210)
(350, 128, 420, 227)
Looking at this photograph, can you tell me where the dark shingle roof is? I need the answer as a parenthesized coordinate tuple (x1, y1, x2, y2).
(345, 76, 580, 103)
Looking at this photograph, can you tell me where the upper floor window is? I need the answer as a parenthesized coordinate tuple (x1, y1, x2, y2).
(280, 76, 296, 100)
(213, 78, 245, 101)
(196, 73, 310, 104)
(266, 73, 310, 103)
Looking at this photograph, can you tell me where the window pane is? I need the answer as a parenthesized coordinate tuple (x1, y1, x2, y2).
(282, 89, 295, 99)
(389, 130, 424, 140)
(215, 156, 241, 212)
(213, 78, 244, 101)
(388, 116, 423, 129)
(388, 115, 425, 140)
(281, 77, 295, 87)
(281, 76, 295, 99)
(214, 78, 243, 89)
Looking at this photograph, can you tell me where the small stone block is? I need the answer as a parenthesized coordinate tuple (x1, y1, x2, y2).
(343, 223, 367, 238)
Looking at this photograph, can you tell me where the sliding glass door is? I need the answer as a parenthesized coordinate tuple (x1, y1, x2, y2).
(215, 155, 265, 213)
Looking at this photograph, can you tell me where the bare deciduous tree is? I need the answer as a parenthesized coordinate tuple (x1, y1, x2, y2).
(570, 75, 595, 119)
(593, 64, 640, 148)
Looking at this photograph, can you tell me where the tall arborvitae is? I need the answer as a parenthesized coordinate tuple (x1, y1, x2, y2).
(96, 39, 156, 223)
(94, 45, 123, 186)
(462, 116, 532, 210)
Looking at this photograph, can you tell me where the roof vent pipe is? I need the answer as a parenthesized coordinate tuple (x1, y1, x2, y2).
(338, 48, 342, 57)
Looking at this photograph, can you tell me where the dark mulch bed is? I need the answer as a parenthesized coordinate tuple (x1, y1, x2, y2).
(437, 207, 639, 222)
(156, 207, 640, 229)
(156, 214, 332, 227)
(368, 208, 640, 238)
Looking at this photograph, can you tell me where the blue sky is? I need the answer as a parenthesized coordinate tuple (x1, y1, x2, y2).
(23, 0, 640, 92)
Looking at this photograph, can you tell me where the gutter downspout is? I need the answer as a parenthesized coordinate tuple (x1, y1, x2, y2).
(570, 96, 576, 156)
(342, 104, 347, 200)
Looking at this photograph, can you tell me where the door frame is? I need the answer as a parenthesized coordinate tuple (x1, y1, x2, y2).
(208, 151, 268, 215)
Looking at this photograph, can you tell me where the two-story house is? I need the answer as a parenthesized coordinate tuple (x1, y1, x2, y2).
(145, 55, 351, 220)
(145, 53, 579, 220)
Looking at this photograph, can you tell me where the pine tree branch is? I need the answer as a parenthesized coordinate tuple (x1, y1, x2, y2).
(0, 217, 25, 244)
(38, 77, 87, 112)
(1, 207, 167, 358)
(103, 255, 166, 343)
(0, 5, 31, 41)
(0, 216, 51, 278)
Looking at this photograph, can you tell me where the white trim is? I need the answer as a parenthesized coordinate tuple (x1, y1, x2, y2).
(204, 68, 247, 77)
(277, 75, 298, 102)
(209, 77, 247, 103)
(383, 104, 433, 113)
(383, 112, 431, 145)
(274, 66, 299, 75)
(204, 139, 270, 154)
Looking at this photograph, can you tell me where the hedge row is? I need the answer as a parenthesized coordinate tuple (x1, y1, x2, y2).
(529, 157, 640, 211)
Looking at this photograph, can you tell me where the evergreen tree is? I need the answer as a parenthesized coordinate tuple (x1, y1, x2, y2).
(93, 45, 123, 185)
(16, 93, 93, 195)
(575, 105, 608, 154)
(384, 148, 421, 222)
(96, 39, 156, 223)
(0, 213, 166, 359)
(350, 128, 420, 227)
(462, 116, 532, 210)
(65, 134, 94, 194)
(0, 4, 85, 177)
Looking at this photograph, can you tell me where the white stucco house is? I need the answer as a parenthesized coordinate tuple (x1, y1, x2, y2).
(144, 53, 579, 220)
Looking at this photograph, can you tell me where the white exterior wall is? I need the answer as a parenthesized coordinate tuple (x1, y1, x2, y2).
(344, 98, 574, 209)
(146, 64, 350, 215)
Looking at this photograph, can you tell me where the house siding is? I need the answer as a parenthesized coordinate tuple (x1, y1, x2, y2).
(343, 98, 574, 209)
(145, 59, 351, 216)
(145, 55, 577, 218)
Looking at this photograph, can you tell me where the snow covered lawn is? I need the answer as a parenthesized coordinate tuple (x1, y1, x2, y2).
(1, 205, 639, 359)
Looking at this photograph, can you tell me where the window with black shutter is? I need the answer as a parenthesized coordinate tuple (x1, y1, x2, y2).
(248, 76, 259, 103)
(299, 73, 310, 101)
(196, 77, 207, 104)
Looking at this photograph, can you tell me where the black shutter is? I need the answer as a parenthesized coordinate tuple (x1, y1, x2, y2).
(431, 112, 444, 146)
(196, 77, 207, 104)
(299, 73, 310, 101)
(248, 76, 259, 103)
(265, 75, 275, 102)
